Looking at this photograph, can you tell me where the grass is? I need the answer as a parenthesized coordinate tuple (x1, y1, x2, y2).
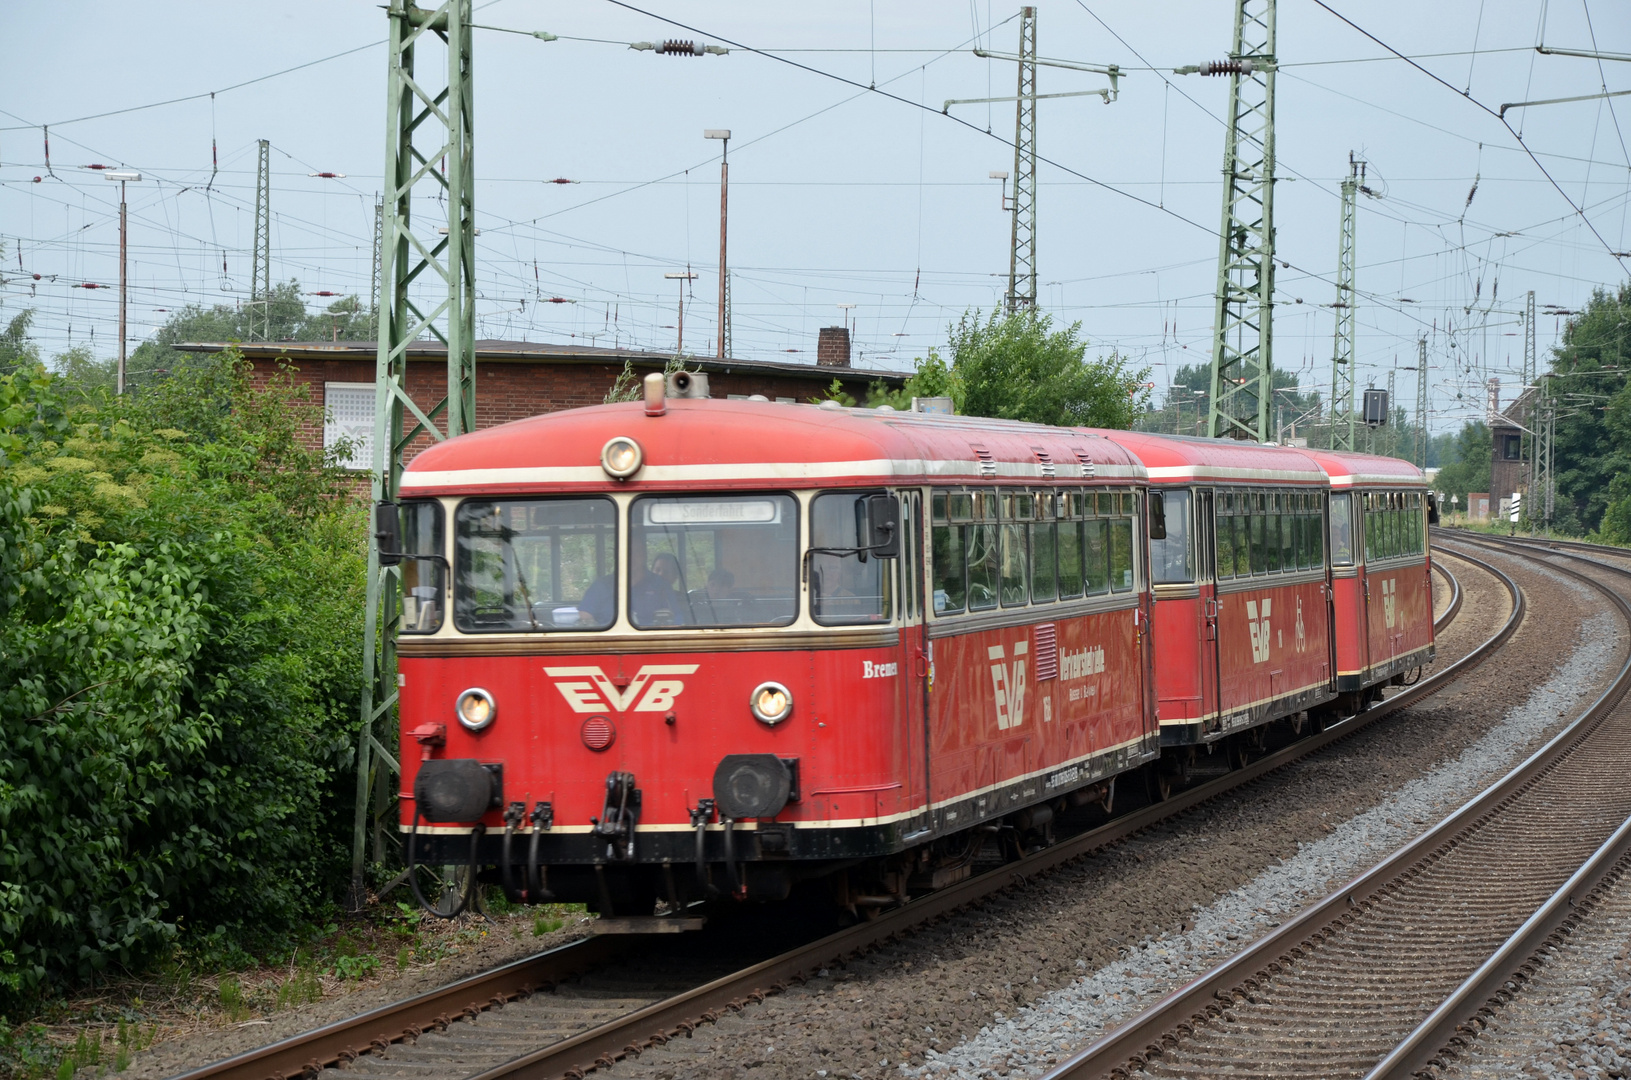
(0, 892, 588, 1080)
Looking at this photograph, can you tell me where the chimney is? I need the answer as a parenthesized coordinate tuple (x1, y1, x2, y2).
(817, 326, 851, 368)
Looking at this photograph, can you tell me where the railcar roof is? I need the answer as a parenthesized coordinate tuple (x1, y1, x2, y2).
(1090, 430, 1328, 484)
(1296, 448, 1427, 488)
(400, 398, 1146, 494)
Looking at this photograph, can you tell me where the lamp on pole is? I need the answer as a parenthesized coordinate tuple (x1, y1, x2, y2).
(105, 170, 142, 394)
(663, 271, 698, 354)
(705, 129, 731, 359)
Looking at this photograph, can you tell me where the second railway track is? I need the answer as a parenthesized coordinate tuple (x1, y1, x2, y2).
(171, 552, 1496, 1080)
(1038, 533, 1631, 1080)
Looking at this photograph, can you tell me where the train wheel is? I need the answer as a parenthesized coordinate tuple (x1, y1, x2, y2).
(1146, 762, 1175, 802)
(411, 862, 478, 918)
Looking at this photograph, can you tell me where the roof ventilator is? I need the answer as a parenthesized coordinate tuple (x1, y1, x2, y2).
(1070, 446, 1097, 479)
(970, 443, 997, 477)
(1031, 447, 1057, 479)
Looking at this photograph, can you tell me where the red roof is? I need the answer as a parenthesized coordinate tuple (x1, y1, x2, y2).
(1296, 448, 1427, 488)
(400, 398, 1146, 495)
(1092, 430, 1328, 484)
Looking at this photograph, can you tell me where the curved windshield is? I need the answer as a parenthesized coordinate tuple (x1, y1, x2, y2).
(454, 498, 617, 632)
(630, 494, 799, 628)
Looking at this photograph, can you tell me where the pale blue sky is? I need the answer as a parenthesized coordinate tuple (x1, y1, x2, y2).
(2, 1, 1627, 431)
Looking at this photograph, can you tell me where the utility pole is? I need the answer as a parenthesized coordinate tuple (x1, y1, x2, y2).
(1386, 366, 1397, 458)
(948, 7, 1120, 314)
(1006, 6, 1038, 313)
(1184, 0, 1278, 442)
(664, 271, 698, 354)
(1329, 154, 1363, 451)
(1534, 386, 1555, 531)
(369, 194, 384, 335)
(252, 139, 271, 341)
(705, 129, 731, 358)
(352, 0, 478, 905)
(1522, 288, 1536, 496)
(104, 170, 141, 395)
(1415, 335, 1428, 468)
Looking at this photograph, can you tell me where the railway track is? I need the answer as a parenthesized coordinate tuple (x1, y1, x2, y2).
(1037, 534, 1631, 1080)
(170, 553, 1494, 1080)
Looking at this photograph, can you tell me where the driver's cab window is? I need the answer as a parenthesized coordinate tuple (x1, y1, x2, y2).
(1329, 492, 1355, 566)
(810, 491, 893, 625)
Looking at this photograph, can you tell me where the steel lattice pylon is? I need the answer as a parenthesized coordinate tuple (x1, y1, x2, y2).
(352, 0, 478, 902)
(1533, 386, 1555, 529)
(1328, 157, 1361, 451)
(1006, 6, 1037, 313)
(1523, 288, 1537, 508)
(1207, 0, 1277, 442)
(1415, 335, 1429, 468)
(251, 139, 271, 341)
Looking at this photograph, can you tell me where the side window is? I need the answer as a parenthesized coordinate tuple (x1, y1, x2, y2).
(1109, 495, 1135, 593)
(1149, 488, 1195, 584)
(1084, 516, 1110, 595)
(999, 492, 1030, 607)
(1330, 493, 1354, 566)
(1214, 492, 1234, 580)
(1058, 513, 1084, 599)
(967, 522, 999, 611)
(400, 499, 446, 634)
(810, 492, 892, 626)
(1250, 498, 1268, 575)
(931, 492, 966, 615)
(1279, 500, 1295, 572)
(1031, 518, 1058, 603)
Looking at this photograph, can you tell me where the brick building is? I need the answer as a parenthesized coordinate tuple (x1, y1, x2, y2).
(175, 337, 904, 471)
(1489, 382, 1536, 520)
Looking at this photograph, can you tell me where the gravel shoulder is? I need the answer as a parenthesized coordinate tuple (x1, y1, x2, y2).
(599, 547, 1622, 1080)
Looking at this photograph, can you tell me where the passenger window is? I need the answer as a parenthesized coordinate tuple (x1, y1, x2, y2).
(1279, 510, 1295, 571)
(931, 524, 966, 614)
(1214, 497, 1234, 580)
(1058, 518, 1085, 599)
(1250, 509, 1267, 575)
(1330, 493, 1354, 566)
(1150, 489, 1195, 584)
(1000, 521, 1029, 607)
(1031, 521, 1058, 602)
(967, 523, 1000, 611)
(1084, 518, 1110, 595)
(1109, 510, 1134, 593)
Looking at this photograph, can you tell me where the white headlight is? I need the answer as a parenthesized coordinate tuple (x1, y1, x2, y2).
(456, 687, 496, 731)
(750, 681, 793, 725)
(601, 436, 643, 479)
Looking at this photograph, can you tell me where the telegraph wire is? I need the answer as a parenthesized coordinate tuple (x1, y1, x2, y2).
(1310, 0, 1630, 273)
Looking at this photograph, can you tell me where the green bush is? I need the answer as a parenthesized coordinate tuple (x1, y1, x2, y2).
(0, 352, 366, 1002)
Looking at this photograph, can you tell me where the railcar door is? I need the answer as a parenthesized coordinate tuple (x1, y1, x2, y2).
(899, 490, 932, 837)
(1198, 488, 1222, 725)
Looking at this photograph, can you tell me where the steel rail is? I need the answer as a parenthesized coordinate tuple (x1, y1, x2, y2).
(169, 550, 1486, 1080)
(448, 551, 1504, 1080)
(1038, 538, 1622, 1080)
(1431, 555, 1463, 632)
(1359, 534, 1631, 1077)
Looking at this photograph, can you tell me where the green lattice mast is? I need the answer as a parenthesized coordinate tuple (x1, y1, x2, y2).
(1194, 0, 1278, 441)
(352, 0, 478, 903)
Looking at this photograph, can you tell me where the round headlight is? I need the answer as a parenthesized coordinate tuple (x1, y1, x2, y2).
(455, 687, 496, 731)
(749, 681, 793, 726)
(600, 436, 643, 479)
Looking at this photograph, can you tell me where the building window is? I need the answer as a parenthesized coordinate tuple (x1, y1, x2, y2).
(324, 382, 375, 471)
(1501, 433, 1521, 461)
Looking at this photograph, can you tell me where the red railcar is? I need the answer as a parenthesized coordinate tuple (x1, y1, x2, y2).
(1298, 450, 1435, 702)
(390, 390, 1159, 913)
(1095, 433, 1338, 754)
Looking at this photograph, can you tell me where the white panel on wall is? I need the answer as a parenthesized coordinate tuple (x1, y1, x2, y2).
(324, 382, 375, 471)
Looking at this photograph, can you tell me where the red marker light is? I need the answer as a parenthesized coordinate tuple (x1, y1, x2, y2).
(32, 176, 41, 183)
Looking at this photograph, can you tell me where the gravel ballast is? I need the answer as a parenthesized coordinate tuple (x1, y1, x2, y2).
(916, 565, 1619, 1079)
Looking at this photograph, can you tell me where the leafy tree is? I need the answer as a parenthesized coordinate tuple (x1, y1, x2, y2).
(0, 350, 366, 1003)
(1429, 421, 1492, 503)
(125, 281, 373, 394)
(871, 309, 1148, 428)
(0, 310, 40, 379)
(1547, 283, 1631, 534)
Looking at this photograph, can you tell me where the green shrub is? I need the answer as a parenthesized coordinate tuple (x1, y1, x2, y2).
(0, 352, 366, 1004)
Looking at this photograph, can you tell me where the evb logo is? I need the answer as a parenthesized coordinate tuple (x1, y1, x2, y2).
(544, 664, 699, 713)
(988, 640, 1029, 730)
(1246, 598, 1273, 664)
